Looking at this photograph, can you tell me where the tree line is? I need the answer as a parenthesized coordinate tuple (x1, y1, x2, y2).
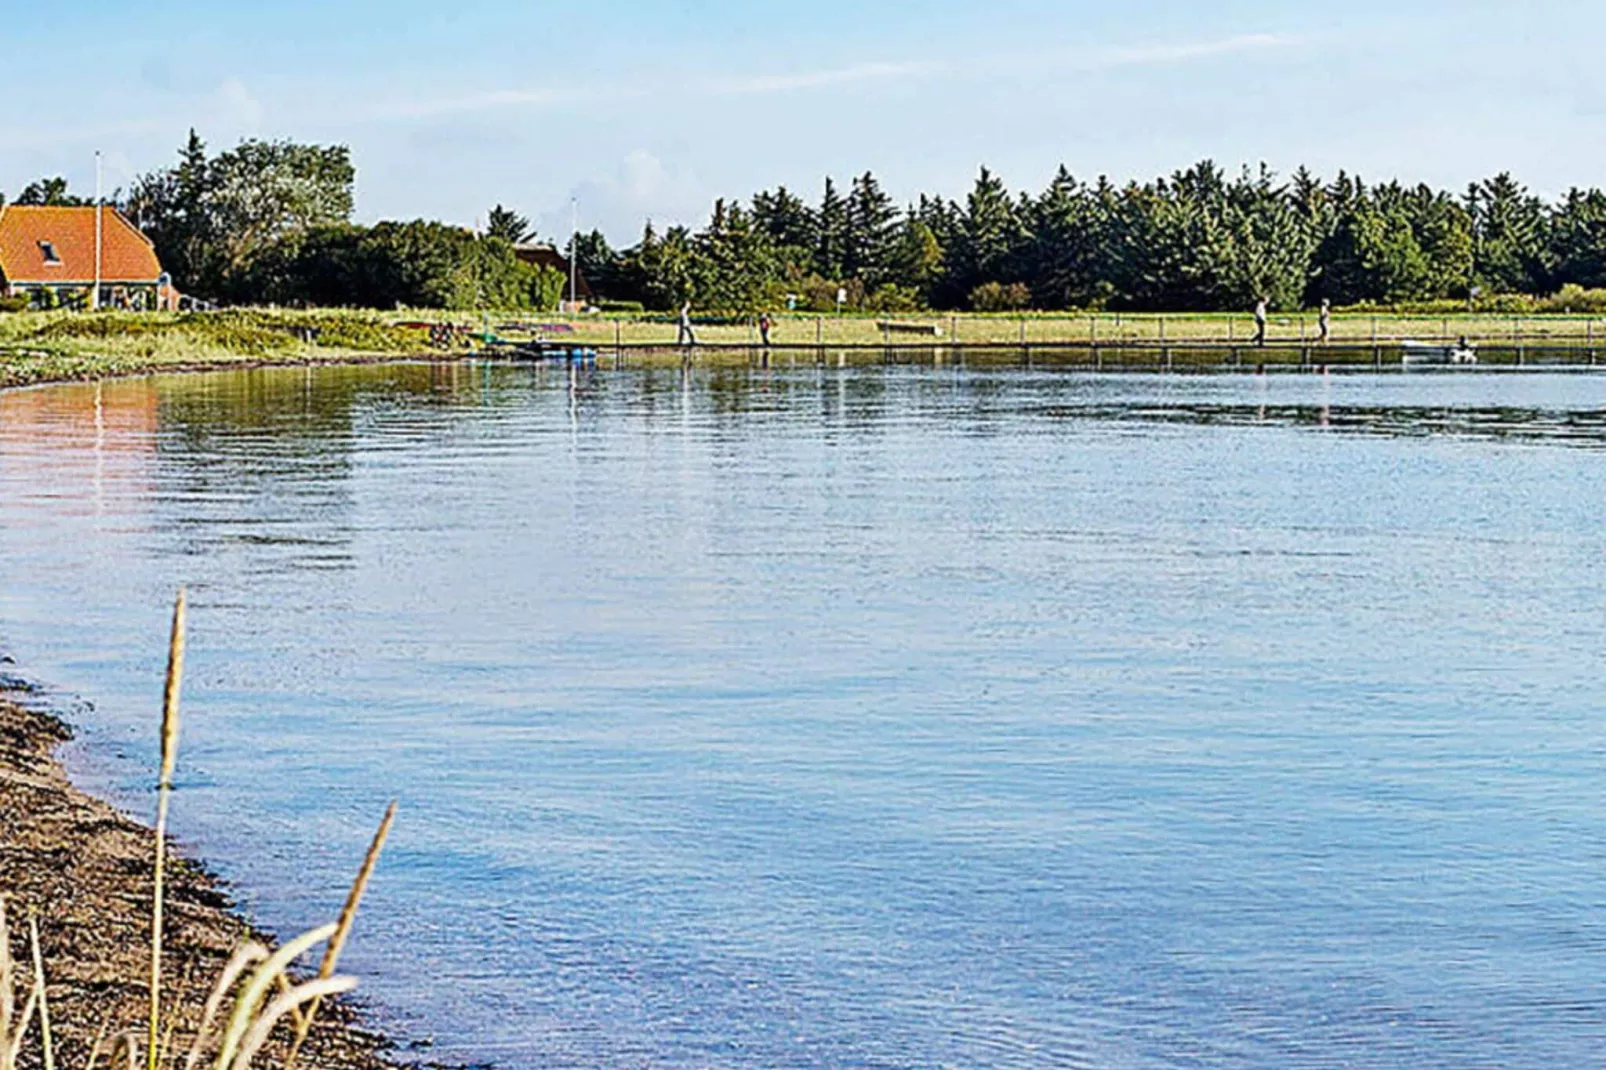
(581, 163, 1606, 314)
(2, 132, 565, 311)
(8, 132, 1606, 314)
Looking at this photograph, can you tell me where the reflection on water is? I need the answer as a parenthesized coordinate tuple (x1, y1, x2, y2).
(4, 363, 1606, 1068)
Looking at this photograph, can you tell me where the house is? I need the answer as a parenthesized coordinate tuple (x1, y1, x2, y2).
(0, 205, 177, 310)
(512, 242, 592, 304)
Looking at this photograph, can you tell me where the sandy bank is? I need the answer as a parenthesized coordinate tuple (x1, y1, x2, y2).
(0, 684, 395, 1070)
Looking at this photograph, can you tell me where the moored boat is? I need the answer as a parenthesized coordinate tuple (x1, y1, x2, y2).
(1401, 339, 1478, 366)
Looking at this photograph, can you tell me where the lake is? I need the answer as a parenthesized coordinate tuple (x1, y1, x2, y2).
(2, 359, 1606, 1068)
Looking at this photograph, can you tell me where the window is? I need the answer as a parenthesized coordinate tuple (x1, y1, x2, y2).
(38, 241, 61, 266)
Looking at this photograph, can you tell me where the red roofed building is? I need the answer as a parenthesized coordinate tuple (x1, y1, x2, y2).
(0, 205, 177, 310)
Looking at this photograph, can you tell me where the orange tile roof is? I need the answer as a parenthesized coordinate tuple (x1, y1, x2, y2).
(0, 205, 164, 285)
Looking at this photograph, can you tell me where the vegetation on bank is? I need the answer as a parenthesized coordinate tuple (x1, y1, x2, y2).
(570, 168, 1606, 314)
(0, 310, 427, 389)
(4, 133, 566, 313)
(14, 132, 1606, 317)
(0, 593, 396, 1070)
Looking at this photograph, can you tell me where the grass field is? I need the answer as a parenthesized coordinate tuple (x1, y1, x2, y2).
(0, 309, 421, 388)
(526, 309, 1606, 349)
(5, 307, 1606, 389)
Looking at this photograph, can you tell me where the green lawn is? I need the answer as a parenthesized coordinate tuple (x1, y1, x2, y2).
(3, 308, 1604, 390)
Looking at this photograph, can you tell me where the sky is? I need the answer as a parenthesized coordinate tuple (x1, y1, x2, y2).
(2, 0, 1604, 243)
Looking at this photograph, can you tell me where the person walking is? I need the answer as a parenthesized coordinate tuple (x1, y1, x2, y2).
(1318, 298, 1332, 345)
(758, 311, 773, 347)
(677, 300, 698, 346)
(1254, 296, 1269, 348)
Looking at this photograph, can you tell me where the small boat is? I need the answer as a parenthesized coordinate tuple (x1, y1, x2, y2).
(494, 339, 597, 363)
(1402, 340, 1477, 366)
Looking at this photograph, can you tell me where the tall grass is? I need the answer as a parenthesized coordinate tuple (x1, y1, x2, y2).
(4, 591, 397, 1070)
(149, 590, 186, 1070)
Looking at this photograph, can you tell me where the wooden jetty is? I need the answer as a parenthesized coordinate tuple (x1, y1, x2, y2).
(587, 339, 1606, 371)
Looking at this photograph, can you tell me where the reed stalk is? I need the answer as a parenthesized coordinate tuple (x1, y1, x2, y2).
(0, 896, 11, 1064)
(27, 912, 51, 1070)
(149, 589, 186, 1070)
(182, 943, 266, 1070)
(211, 924, 335, 1070)
(283, 800, 396, 1070)
(227, 977, 354, 1070)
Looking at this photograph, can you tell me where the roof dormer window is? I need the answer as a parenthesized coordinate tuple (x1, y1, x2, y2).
(38, 241, 61, 266)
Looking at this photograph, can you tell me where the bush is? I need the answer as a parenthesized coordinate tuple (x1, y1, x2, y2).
(865, 284, 922, 313)
(969, 281, 1031, 312)
(1534, 284, 1606, 314)
(0, 295, 28, 314)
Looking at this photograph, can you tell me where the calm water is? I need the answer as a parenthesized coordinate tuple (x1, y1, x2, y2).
(3, 360, 1606, 1069)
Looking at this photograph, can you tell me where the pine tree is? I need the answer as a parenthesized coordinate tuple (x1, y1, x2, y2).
(816, 178, 849, 281)
(845, 172, 899, 286)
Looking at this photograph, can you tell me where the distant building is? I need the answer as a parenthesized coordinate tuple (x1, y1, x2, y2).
(0, 205, 178, 310)
(512, 242, 592, 303)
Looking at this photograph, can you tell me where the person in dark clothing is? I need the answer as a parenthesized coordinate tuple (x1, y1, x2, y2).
(759, 311, 773, 347)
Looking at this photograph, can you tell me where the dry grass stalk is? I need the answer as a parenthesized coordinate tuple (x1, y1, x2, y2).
(210, 924, 335, 1070)
(0, 895, 11, 1057)
(83, 1018, 111, 1070)
(181, 943, 266, 1070)
(149, 589, 187, 1070)
(283, 801, 396, 1070)
(226, 976, 354, 1070)
(0, 897, 31, 1070)
(27, 912, 51, 1070)
(106, 1033, 140, 1070)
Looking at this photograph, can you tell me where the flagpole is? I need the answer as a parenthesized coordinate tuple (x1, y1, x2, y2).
(93, 151, 103, 311)
(569, 198, 578, 312)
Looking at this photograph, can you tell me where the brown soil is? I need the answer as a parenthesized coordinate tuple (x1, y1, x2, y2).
(0, 689, 395, 1070)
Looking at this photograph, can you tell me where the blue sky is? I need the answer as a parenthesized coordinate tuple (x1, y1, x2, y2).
(3, 0, 1603, 242)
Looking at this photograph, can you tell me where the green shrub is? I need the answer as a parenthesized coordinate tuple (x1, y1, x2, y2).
(1534, 284, 1606, 314)
(865, 284, 922, 313)
(0, 295, 29, 314)
(969, 281, 1031, 312)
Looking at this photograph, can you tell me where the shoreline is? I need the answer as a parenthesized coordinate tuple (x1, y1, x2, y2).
(0, 676, 397, 1069)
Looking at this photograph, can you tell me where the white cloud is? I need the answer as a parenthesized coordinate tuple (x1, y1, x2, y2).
(715, 61, 938, 95)
(1093, 34, 1301, 69)
(540, 149, 711, 243)
(209, 78, 264, 133)
(346, 88, 560, 124)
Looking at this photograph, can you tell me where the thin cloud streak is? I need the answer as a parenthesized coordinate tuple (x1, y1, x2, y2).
(1094, 33, 1301, 68)
(715, 61, 939, 95)
(333, 31, 1304, 125)
(708, 32, 1303, 98)
(21, 30, 1304, 149)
